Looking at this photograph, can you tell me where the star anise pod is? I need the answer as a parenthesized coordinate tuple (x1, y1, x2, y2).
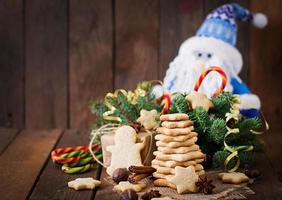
(196, 176, 215, 194)
(141, 190, 161, 200)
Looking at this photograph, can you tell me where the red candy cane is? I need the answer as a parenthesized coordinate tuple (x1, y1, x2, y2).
(161, 93, 171, 114)
(51, 144, 101, 164)
(194, 66, 227, 96)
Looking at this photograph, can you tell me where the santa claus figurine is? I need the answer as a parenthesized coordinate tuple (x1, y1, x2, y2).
(163, 3, 267, 118)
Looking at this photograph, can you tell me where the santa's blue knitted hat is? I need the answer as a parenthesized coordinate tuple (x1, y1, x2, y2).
(196, 3, 267, 46)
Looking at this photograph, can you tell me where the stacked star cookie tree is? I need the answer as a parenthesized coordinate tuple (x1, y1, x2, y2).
(152, 113, 205, 193)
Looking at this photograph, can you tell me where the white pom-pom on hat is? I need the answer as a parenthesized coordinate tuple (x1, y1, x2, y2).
(252, 13, 268, 28)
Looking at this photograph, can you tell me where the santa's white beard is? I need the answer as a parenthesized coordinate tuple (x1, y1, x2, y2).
(164, 53, 233, 98)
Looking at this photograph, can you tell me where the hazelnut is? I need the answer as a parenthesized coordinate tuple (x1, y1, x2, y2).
(120, 189, 138, 200)
(112, 168, 130, 183)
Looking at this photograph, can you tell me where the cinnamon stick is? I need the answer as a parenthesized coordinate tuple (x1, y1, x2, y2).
(128, 173, 150, 184)
(128, 165, 156, 174)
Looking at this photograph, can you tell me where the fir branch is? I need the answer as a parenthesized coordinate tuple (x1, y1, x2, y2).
(208, 118, 227, 144)
(239, 117, 261, 132)
(116, 93, 138, 122)
(170, 94, 189, 113)
(212, 149, 258, 170)
(188, 107, 210, 134)
(136, 96, 161, 113)
(212, 150, 230, 169)
(89, 99, 108, 115)
(211, 92, 233, 117)
(225, 118, 261, 144)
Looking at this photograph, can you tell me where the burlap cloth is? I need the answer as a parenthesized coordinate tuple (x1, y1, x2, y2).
(138, 170, 255, 200)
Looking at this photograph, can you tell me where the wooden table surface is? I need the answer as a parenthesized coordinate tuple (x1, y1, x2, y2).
(0, 128, 281, 200)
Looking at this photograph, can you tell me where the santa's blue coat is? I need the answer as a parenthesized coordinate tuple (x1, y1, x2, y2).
(231, 78, 259, 118)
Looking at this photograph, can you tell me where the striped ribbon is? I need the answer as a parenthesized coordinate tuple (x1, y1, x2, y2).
(51, 144, 102, 174)
(51, 144, 100, 164)
(61, 154, 103, 174)
(194, 66, 227, 96)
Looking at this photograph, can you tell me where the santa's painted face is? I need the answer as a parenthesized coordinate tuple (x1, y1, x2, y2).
(163, 39, 235, 97)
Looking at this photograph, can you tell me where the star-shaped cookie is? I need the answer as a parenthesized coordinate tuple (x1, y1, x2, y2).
(113, 181, 147, 192)
(167, 166, 199, 194)
(137, 109, 159, 130)
(68, 178, 101, 190)
(186, 91, 214, 111)
(218, 172, 249, 184)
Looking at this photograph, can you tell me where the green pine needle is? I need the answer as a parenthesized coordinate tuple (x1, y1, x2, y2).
(170, 94, 189, 113)
(239, 117, 261, 132)
(211, 92, 233, 117)
(208, 118, 227, 144)
(212, 150, 230, 169)
(188, 107, 210, 133)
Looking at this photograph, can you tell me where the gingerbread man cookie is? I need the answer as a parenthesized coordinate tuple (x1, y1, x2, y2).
(106, 126, 145, 176)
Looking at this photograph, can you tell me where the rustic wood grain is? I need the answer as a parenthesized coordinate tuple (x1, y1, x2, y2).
(69, 0, 113, 128)
(248, 133, 282, 200)
(94, 168, 120, 200)
(25, 0, 68, 128)
(250, 0, 282, 132)
(0, 0, 24, 128)
(204, 0, 250, 82)
(115, 0, 159, 89)
(248, 153, 282, 199)
(0, 128, 19, 155)
(0, 129, 62, 200)
(263, 132, 282, 184)
(159, 0, 204, 79)
(29, 129, 100, 200)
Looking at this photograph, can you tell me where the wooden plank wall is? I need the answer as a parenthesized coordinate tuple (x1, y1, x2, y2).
(0, 0, 281, 130)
